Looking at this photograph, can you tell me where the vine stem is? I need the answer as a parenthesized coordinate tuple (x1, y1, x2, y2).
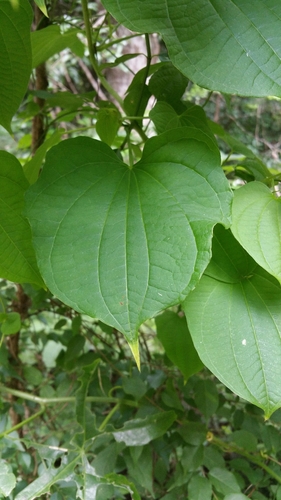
(0, 385, 138, 407)
(81, 0, 124, 109)
(99, 403, 120, 431)
(0, 406, 45, 440)
(208, 432, 281, 484)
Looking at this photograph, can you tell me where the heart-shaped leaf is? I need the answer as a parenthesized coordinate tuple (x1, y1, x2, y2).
(0, 0, 32, 132)
(231, 181, 281, 283)
(102, 0, 281, 97)
(25, 130, 232, 361)
(0, 151, 44, 286)
(184, 226, 281, 418)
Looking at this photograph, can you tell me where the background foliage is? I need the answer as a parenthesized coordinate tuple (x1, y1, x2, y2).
(1, 0, 281, 498)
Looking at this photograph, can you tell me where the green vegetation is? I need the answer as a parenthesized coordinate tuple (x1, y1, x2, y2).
(1, 0, 281, 497)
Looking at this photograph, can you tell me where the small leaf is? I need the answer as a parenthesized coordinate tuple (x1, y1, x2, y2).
(155, 310, 204, 379)
(124, 83, 151, 120)
(0, 0, 32, 132)
(34, 0, 48, 17)
(148, 62, 188, 107)
(188, 475, 212, 500)
(1, 312, 21, 335)
(184, 226, 281, 417)
(25, 130, 232, 347)
(104, 473, 141, 500)
(96, 103, 121, 146)
(209, 467, 241, 495)
(0, 461, 16, 496)
(0, 151, 44, 286)
(228, 430, 257, 453)
(23, 129, 65, 185)
(74, 359, 100, 446)
(231, 181, 281, 283)
(112, 411, 176, 446)
(193, 379, 219, 420)
(124, 446, 153, 494)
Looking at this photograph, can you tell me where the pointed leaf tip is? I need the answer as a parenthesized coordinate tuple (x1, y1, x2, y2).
(128, 339, 140, 370)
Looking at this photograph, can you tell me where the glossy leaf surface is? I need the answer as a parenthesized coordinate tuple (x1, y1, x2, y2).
(231, 181, 281, 283)
(25, 132, 231, 347)
(0, 0, 32, 132)
(0, 152, 44, 286)
(102, 0, 281, 97)
(184, 226, 281, 418)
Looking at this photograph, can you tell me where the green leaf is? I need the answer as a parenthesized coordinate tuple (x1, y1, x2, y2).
(23, 365, 43, 386)
(14, 452, 80, 500)
(23, 129, 64, 185)
(124, 83, 151, 120)
(150, 102, 212, 137)
(188, 475, 212, 500)
(122, 372, 147, 400)
(1, 312, 21, 335)
(179, 422, 206, 446)
(208, 121, 269, 180)
(0, 0, 32, 132)
(124, 446, 153, 494)
(0, 151, 44, 286)
(223, 494, 249, 500)
(209, 467, 241, 495)
(193, 379, 219, 420)
(112, 411, 176, 446)
(183, 226, 281, 417)
(228, 430, 257, 453)
(74, 359, 100, 446)
(155, 310, 204, 379)
(102, 0, 281, 97)
(0, 461, 16, 496)
(34, 0, 48, 17)
(181, 445, 204, 472)
(231, 181, 281, 283)
(104, 473, 141, 500)
(31, 25, 84, 68)
(148, 62, 188, 107)
(96, 103, 121, 146)
(25, 131, 232, 349)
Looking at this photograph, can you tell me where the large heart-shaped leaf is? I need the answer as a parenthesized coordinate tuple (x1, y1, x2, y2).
(184, 226, 281, 418)
(0, 151, 44, 286)
(25, 130, 232, 361)
(231, 181, 281, 283)
(0, 0, 32, 132)
(102, 0, 281, 97)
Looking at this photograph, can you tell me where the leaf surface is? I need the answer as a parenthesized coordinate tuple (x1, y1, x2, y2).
(0, 0, 32, 132)
(231, 181, 281, 283)
(102, 0, 281, 97)
(112, 411, 176, 446)
(25, 131, 231, 346)
(31, 25, 84, 68)
(0, 152, 44, 286)
(184, 226, 281, 417)
(155, 310, 203, 379)
(15, 453, 80, 500)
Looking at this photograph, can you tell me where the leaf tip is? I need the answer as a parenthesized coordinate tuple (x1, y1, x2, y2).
(128, 339, 140, 371)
